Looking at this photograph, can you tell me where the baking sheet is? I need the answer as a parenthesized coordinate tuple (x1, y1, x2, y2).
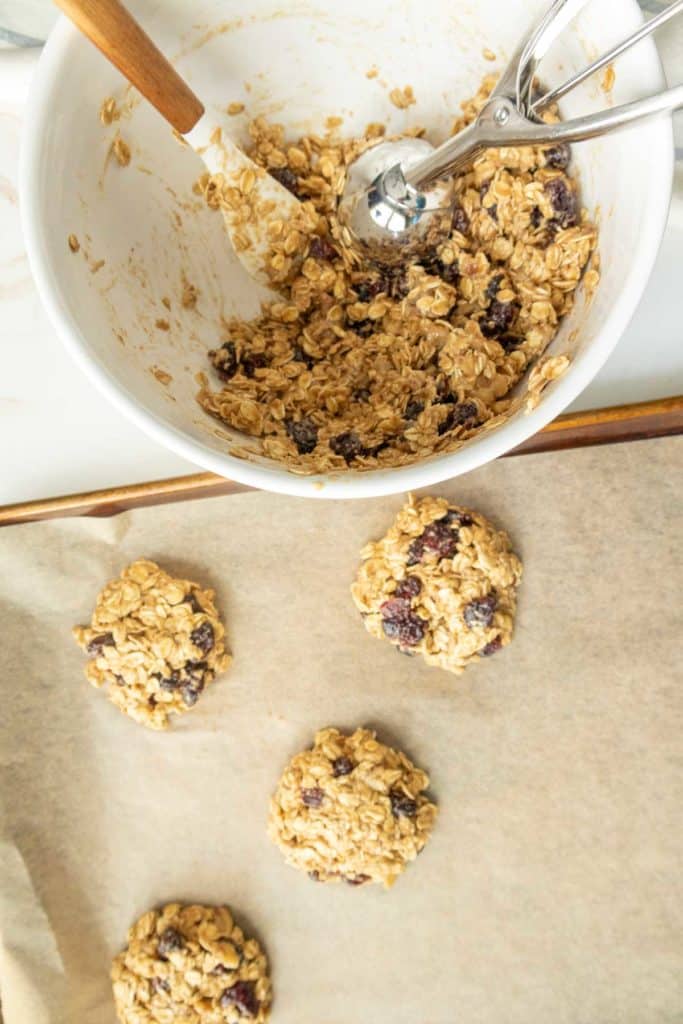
(0, 438, 681, 1024)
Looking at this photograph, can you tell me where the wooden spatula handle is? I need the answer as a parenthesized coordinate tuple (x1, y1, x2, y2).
(54, 0, 205, 133)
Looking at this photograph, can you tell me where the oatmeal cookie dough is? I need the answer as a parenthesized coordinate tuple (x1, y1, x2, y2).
(196, 75, 597, 473)
(352, 495, 522, 672)
(268, 726, 437, 888)
(111, 903, 271, 1024)
(73, 559, 231, 730)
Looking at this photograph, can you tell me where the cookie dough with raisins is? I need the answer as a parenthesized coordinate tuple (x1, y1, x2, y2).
(268, 727, 437, 889)
(352, 495, 522, 672)
(73, 559, 230, 729)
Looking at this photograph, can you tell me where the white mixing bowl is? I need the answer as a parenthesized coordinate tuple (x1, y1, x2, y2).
(20, 0, 673, 498)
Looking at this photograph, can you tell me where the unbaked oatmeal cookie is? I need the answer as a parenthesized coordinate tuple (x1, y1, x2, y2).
(111, 903, 271, 1024)
(195, 74, 598, 473)
(268, 726, 437, 888)
(73, 559, 231, 729)
(351, 495, 522, 672)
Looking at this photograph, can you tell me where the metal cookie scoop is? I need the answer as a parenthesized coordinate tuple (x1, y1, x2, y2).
(339, 0, 683, 265)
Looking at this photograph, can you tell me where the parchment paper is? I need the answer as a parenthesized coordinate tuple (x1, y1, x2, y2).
(0, 438, 681, 1024)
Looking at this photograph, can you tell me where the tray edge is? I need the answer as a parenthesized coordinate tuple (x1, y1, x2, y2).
(2, 395, 681, 527)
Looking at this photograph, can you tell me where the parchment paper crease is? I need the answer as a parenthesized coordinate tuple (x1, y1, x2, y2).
(0, 438, 681, 1024)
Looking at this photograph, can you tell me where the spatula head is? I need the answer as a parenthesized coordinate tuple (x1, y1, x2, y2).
(187, 116, 301, 286)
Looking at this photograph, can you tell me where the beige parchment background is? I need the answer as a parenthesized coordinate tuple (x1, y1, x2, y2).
(0, 437, 681, 1024)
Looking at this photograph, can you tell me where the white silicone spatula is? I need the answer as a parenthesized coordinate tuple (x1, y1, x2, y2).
(53, 0, 301, 283)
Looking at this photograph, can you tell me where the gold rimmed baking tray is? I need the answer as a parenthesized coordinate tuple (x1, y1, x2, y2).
(1, 395, 681, 527)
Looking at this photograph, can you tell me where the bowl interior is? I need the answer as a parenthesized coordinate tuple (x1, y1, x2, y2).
(22, 0, 671, 497)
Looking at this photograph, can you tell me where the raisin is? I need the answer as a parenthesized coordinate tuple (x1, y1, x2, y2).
(451, 204, 470, 235)
(485, 273, 503, 301)
(422, 252, 459, 286)
(355, 279, 384, 302)
(390, 789, 418, 818)
(269, 166, 301, 198)
(480, 300, 517, 338)
(380, 598, 426, 646)
(157, 927, 184, 957)
(301, 786, 324, 807)
(292, 345, 314, 369)
(530, 205, 543, 228)
(212, 342, 238, 381)
(421, 520, 464, 552)
(441, 509, 473, 527)
(185, 660, 207, 681)
(480, 635, 503, 657)
(479, 181, 491, 203)
(345, 874, 371, 886)
(394, 576, 422, 600)
(407, 519, 460, 564)
(381, 268, 408, 299)
(241, 352, 267, 378)
(438, 401, 479, 436)
(545, 177, 577, 228)
(181, 680, 204, 707)
(404, 399, 424, 421)
(351, 318, 376, 338)
(86, 633, 114, 656)
(220, 980, 260, 1018)
(332, 756, 354, 777)
(499, 334, 521, 352)
(329, 431, 363, 463)
(190, 621, 214, 654)
(184, 592, 204, 614)
(439, 260, 460, 286)
(463, 593, 498, 629)
(420, 250, 441, 276)
(309, 236, 338, 261)
(159, 670, 181, 691)
(286, 417, 318, 455)
(544, 143, 571, 170)
(487, 203, 498, 221)
(383, 618, 425, 646)
(152, 977, 171, 995)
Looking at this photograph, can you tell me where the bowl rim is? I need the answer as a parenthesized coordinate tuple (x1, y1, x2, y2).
(19, 5, 674, 499)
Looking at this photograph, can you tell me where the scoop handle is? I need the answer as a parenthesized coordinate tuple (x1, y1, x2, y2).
(53, 0, 205, 133)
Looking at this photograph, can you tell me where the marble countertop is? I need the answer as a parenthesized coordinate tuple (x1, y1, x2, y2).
(1, 29, 682, 507)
